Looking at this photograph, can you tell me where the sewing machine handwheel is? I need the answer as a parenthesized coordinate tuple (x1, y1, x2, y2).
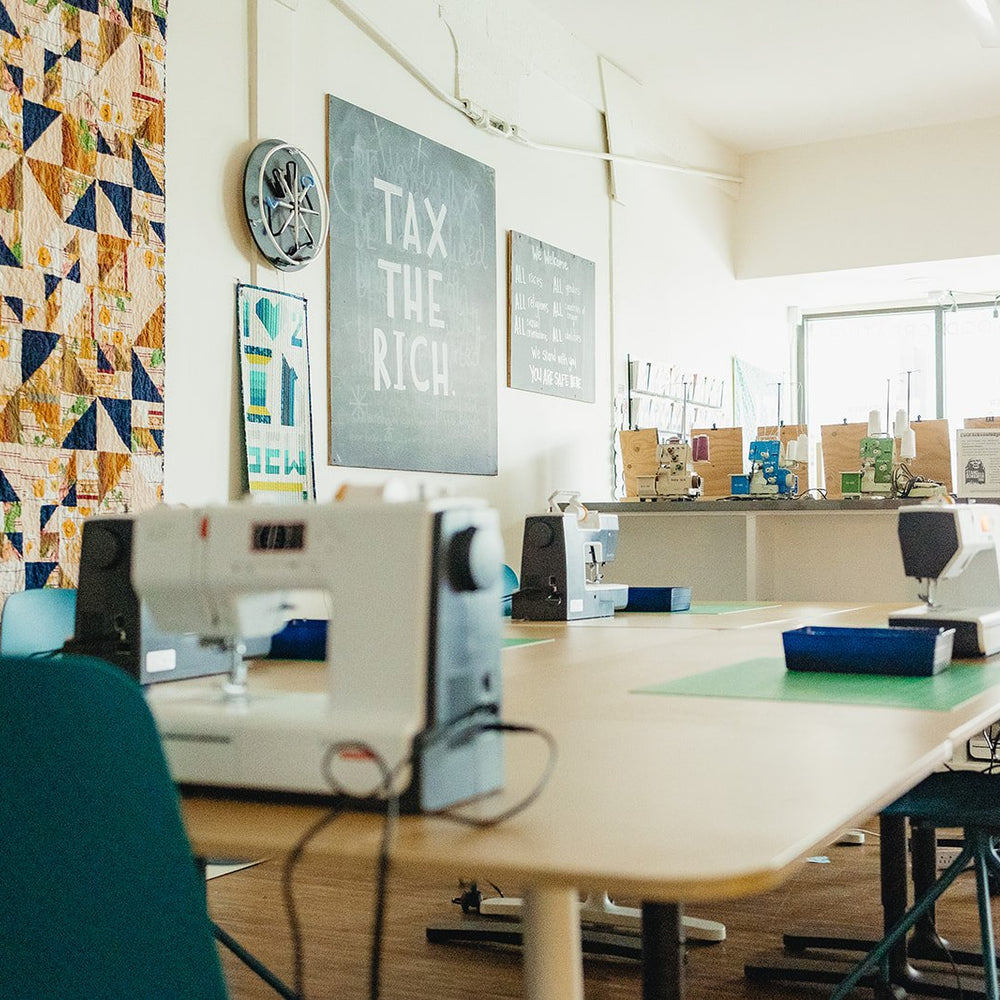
(526, 520, 555, 548)
(448, 527, 502, 592)
(87, 524, 124, 569)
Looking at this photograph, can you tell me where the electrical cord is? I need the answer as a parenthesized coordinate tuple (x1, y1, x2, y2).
(281, 714, 557, 1000)
(319, 741, 400, 1000)
(280, 800, 346, 999)
(714, 493, 797, 502)
(426, 722, 558, 829)
(931, 925, 964, 1000)
(451, 879, 505, 914)
(893, 463, 947, 499)
(988, 725, 1000, 774)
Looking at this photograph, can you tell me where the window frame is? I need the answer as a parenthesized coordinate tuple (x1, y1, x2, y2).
(793, 301, 995, 426)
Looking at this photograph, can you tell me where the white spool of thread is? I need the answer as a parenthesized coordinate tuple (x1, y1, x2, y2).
(868, 409, 882, 436)
(901, 427, 917, 461)
(893, 409, 908, 439)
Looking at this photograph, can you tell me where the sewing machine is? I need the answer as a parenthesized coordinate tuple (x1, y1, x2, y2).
(635, 437, 704, 500)
(511, 495, 628, 621)
(134, 498, 505, 813)
(72, 515, 269, 684)
(888, 502, 1000, 656)
(731, 439, 797, 497)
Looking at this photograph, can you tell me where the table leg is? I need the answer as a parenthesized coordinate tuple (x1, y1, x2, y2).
(909, 821, 952, 961)
(880, 812, 912, 985)
(522, 887, 584, 1000)
(641, 902, 685, 1000)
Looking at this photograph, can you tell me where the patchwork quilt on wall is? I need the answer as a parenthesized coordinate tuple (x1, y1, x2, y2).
(0, 0, 166, 597)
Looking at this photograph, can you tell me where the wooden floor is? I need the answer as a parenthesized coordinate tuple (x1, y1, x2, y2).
(206, 826, 995, 1000)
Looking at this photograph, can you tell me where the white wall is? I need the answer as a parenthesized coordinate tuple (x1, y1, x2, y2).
(735, 116, 1000, 279)
(599, 60, 797, 433)
(165, 0, 617, 556)
(164, 0, 251, 506)
(165, 0, 1000, 573)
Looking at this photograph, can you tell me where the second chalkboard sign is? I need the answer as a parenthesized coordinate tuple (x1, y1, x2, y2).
(507, 231, 595, 402)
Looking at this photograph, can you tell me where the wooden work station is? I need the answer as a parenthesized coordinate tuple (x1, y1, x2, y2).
(608, 417, 960, 606)
(173, 602, 1000, 1000)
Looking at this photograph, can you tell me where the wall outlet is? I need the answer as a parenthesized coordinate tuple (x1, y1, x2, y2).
(936, 845, 965, 871)
(967, 723, 1000, 762)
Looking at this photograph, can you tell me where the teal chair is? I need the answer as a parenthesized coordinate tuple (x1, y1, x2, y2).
(0, 654, 229, 1000)
(0, 592, 297, 998)
(502, 564, 519, 617)
(0, 586, 77, 655)
(832, 771, 1000, 1000)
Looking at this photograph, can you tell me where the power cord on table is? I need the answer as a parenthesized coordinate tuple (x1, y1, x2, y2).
(892, 463, 950, 499)
(281, 714, 557, 1000)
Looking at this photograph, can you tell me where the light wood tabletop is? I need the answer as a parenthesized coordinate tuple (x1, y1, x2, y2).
(173, 606, 1000, 1000)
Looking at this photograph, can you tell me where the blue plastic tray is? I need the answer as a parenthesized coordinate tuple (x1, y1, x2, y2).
(267, 619, 327, 661)
(782, 625, 954, 677)
(624, 587, 692, 612)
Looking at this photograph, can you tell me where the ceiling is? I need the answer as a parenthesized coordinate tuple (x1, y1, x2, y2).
(530, 0, 1000, 153)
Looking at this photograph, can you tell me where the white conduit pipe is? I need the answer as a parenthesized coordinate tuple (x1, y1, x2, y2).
(326, 0, 743, 186)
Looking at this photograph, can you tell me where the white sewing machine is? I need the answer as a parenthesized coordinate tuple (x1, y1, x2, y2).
(888, 502, 1000, 656)
(135, 498, 505, 812)
(510, 493, 628, 621)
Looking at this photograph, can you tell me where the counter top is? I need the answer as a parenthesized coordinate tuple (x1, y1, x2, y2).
(584, 497, 910, 513)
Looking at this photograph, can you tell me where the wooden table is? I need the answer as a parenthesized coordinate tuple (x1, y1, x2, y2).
(173, 606, 995, 1000)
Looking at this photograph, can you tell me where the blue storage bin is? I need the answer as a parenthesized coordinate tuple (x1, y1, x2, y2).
(782, 625, 954, 676)
(268, 618, 327, 660)
(624, 586, 692, 612)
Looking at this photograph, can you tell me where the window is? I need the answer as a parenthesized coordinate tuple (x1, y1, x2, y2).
(800, 308, 939, 429)
(798, 300, 1000, 484)
(943, 304, 1000, 428)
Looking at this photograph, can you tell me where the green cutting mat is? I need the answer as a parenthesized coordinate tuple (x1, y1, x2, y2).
(687, 602, 780, 615)
(503, 637, 553, 649)
(635, 656, 1000, 711)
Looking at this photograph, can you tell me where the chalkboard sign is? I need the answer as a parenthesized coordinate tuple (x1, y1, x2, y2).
(326, 95, 498, 474)
(507, 231, 595, 402)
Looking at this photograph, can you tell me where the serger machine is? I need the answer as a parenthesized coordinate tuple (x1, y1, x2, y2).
(889, 502, 1000, 656)
(511, 494, 628, 621)
(731, 438, 797, 497)
(134, 498, 505, 813)
(635, 435, 707, 501)
(840, 434, 894, 499)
